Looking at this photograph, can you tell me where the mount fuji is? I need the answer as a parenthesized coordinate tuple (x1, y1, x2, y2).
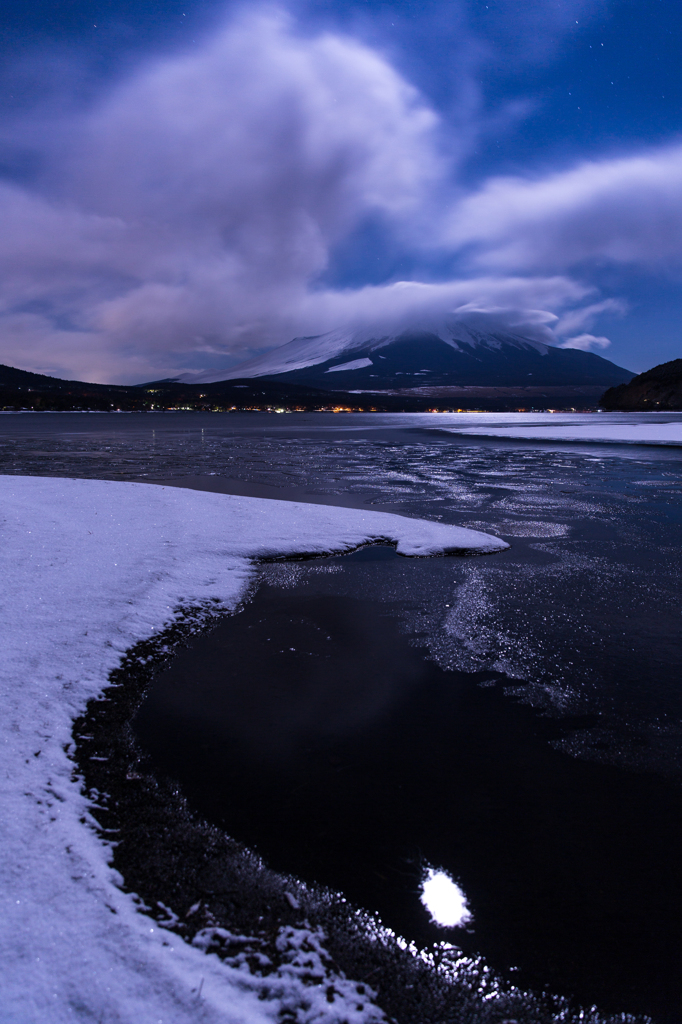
(187, 322, 633, 390)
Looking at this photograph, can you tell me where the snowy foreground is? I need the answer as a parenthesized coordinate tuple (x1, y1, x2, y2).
(0, 476, 506, 1024)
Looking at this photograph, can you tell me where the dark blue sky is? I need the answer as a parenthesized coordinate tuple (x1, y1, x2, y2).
(0, 0, 680, 380)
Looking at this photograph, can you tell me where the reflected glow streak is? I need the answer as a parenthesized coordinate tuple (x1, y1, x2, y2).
(420, 868, 472, 928)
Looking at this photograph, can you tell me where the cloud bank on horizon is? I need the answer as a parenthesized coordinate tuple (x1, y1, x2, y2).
(0, 0, 680, 382)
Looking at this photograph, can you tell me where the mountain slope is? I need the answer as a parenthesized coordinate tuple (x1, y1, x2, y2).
(601, 358, 682, 410)
(0, 363, 128, 393)
(198, 324, 634, 389)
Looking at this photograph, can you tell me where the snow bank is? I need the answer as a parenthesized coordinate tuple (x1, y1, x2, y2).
(0, 476, 505, 1024)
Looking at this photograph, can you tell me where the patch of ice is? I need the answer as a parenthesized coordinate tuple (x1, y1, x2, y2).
(437, 413, 682, 446)
(497, 521, 570, 537)
(461, 520, 569, 538)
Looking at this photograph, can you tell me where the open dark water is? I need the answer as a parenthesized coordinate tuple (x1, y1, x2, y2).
(2, 411, 682, 1020)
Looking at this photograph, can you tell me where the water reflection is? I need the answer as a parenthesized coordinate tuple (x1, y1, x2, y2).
(144, 589, 427, 758)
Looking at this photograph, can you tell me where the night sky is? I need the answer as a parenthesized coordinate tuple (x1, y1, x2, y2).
(1, 0, 680, 382)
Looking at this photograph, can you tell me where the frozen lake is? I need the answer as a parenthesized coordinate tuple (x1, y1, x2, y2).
(3, 410, 682, 1020)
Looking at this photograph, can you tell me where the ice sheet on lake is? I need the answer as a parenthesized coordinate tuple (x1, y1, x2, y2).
(436, 412, 682, 446)
(0, 476, 505, 1024)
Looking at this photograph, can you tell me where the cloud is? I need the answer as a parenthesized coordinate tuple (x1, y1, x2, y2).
(0, 5, 637, 382)
(445, 144, 682, 272)
(552, 298, 627, 337)
(0, 11, 445, 380)
(296, 275, 588, 339)
(549, 298, 627, 352)
(558, 333, 611, 352)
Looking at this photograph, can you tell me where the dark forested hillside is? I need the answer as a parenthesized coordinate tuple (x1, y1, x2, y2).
(601, 358, 682, 410)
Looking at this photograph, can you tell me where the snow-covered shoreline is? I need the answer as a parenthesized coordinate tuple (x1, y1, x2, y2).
(0, 476, 506, 1024)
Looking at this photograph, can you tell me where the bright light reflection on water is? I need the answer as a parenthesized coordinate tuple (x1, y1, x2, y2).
(420, 868, 472, 928)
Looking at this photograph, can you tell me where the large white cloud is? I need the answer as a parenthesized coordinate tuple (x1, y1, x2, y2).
(0, 12, 446, 380)
(446, 144, 682, 272)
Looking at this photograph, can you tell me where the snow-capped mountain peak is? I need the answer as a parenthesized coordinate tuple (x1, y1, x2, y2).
(175, 316, 630, 388)
(182, 319, 554, 384)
